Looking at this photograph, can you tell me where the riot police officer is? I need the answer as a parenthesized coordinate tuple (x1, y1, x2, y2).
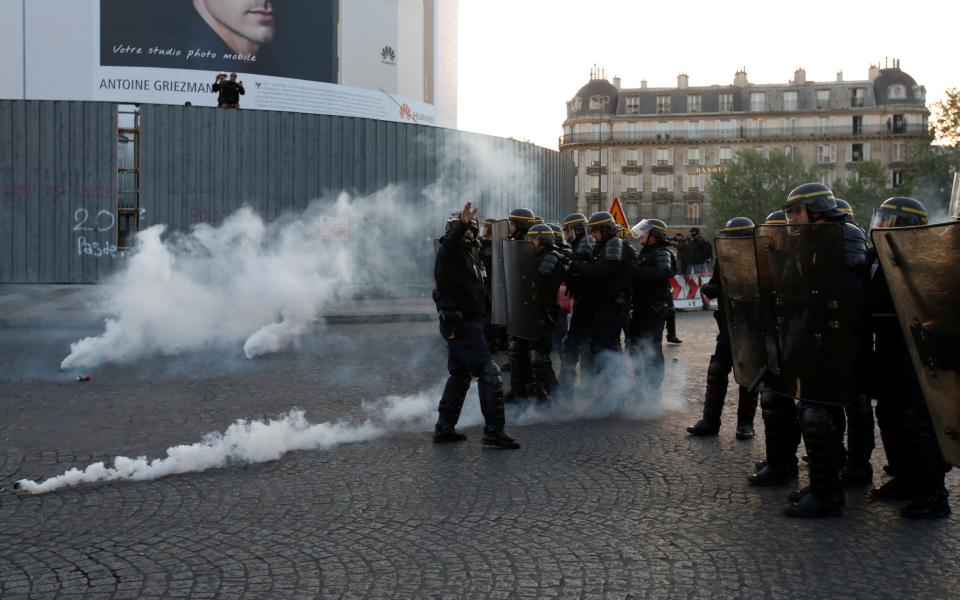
(780, 183, 867, 517)
(868, 197, 951, 518)
(750, 211, 802, 487)
(504, 208, 538, 400)
(627, 219, 672, 393)
(525, 224, 567, 400)
(558, 213, 595, 392)
(568, 212, 633, 368)
(687, 217, 759, 440)
(433, 202, 520, 449)
(550, 223, 570, 252)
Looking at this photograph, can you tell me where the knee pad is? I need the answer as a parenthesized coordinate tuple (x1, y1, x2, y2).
(760, 390, 788, 412)
(799, 404, 833, 432)
(479, 360, 502, 386)
(706, 359, 729, 383)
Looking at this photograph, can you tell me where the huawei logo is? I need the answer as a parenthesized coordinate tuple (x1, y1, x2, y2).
(399, 103, 413, 120)
(381, 45, 397, 65)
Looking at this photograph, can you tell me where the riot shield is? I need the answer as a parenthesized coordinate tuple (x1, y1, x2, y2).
(871, 222, 960, 467)
(714, 237, 765, 389)
(754, 224, 853, 405)
(490, 219, 509, 326)
(502, 239, 541, 340)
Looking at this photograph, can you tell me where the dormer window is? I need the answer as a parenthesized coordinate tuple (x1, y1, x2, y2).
(888, 84, 906, 99)
(589, 96, 605, 110)
(573, 98, 582, 112)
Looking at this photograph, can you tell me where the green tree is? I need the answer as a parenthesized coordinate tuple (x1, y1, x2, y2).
(902, 141, 960, 216)
(930, 87, 960, 148)
(708, 148, 813, 232)
(832, 160, 896, 224)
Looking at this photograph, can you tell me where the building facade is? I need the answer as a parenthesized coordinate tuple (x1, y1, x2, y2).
(560, 62, 929, 229)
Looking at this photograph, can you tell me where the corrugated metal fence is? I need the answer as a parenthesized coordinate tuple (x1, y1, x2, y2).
(0, 101, 575, 283)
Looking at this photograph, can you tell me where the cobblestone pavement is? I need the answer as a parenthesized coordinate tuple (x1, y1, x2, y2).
(0, 313, 957, 599)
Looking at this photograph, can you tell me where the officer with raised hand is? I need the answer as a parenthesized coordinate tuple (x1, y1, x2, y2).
(779, 183, 867, 518)
(627, 219, 672, 394)
(687, 217, 759, 440)
(525, 224, 567, 400)
(868, 197, 951, 518)
(433, 202, 520, 449)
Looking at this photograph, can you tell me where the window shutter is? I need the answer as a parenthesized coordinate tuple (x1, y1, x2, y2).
(601, 175, 607, 193)
(601, 149, 608, 167)
(864, 143, 871, 161)
(573, 150, 579, 167)
(682, 174, 689, 191)
(667, 176, 674, 192)
(638, 174, 644, 192)
(846, 144, 852, 163)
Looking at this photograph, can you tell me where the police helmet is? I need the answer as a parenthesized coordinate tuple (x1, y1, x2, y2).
(562, 212, 588, 236)
(631, 218, 669, 242)
(527, 223, 556, 247)
(835, 198, 854, 221)
(784, 182, 842, 222)
(615, 224, 632, 239)
(765, 210, 787, 225)
(532, 216, 546, 226)
(720, 216, 755, 237)
(870, 197, 928, 229)
(508, 208, 537, 230)
(587, 211, 618, 237)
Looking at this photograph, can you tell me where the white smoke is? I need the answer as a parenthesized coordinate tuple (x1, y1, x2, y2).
(60, 188, 431, 370)
(17, 354, 686, 495)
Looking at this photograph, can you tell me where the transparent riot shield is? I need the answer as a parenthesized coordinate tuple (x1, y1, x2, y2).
(871, 222, 960, 467)
(754, 224, 853, 405)
(714, 237, 766, 390)
(490, 219, 509, 326)
(502, 239, 541, 341)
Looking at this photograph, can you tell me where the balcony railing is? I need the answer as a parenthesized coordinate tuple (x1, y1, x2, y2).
(560, 123, 927, 145)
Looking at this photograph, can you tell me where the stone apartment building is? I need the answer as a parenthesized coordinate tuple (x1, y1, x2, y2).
(560, 61, 929, 229)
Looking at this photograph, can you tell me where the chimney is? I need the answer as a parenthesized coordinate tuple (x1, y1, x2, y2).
(793, 68, 806, 85)
(734, 68, 749, 87)
(868, 64, 881, 81)
(640, 80, 648, 89)
(836, 71, 843, 82)
(677, 73, 689, 89)
(613, 76, 621, 90)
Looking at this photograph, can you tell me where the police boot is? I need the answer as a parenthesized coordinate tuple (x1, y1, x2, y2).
(735, 386, 758, 441)
(901, 487, 951, 520)
(784, 404, 843, 518)
(871, 478, 917, 501)
(434, 374, 470, 443)
(749, 392, 800, 486)
(477, 361, 520, 450)
(840, 393, 874, 486)
(687, 359, 725, 436)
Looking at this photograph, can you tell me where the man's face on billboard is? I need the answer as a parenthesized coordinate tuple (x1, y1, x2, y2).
(196, 0, 277, 49)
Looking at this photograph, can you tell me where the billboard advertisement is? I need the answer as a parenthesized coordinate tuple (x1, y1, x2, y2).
(1, 0, 454, 126)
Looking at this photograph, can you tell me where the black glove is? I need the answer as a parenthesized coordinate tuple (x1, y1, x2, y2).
(438, 310, 465, 341)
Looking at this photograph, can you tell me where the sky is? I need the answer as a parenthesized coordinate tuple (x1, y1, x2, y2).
(457, 0, 958, 150)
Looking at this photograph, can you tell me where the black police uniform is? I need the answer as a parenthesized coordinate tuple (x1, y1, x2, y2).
(788, 222, 868, 514)
(433, 219, 517, 448)
(479, 235, 498, 352)
(529, 245, 566, 400)
(627, 240, 672, 389)
(570, 235, 633, 361)
(689, 261, 759, 438)
(559, 232, 596, 390)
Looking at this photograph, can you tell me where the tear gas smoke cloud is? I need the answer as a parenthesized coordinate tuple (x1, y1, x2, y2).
(60, 134, 554, 370)
(17, 355, 687, 495)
